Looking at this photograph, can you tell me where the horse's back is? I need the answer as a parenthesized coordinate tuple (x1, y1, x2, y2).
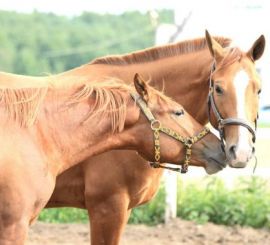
(0, 71, 48, 88)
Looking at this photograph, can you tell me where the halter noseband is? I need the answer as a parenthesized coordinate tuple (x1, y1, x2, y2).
(208, 63, 257, 151)
(131, 92, 210, 174)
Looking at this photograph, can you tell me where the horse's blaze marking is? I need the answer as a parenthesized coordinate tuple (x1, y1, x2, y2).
(233, 69, 252, 156)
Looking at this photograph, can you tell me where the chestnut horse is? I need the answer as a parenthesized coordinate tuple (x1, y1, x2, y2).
(46, 32, 265, 244)
(0, 72, 225, 244)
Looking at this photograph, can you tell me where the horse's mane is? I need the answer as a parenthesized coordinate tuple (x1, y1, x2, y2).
(68, 78, 175, 132)
(91, 36, 232, 66)
(0, 78, 174, 132)
(0, 87, 48, 127)
(68, 79, 132, 133)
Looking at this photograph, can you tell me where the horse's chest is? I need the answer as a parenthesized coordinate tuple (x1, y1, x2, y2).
(128, 171, 163, 207)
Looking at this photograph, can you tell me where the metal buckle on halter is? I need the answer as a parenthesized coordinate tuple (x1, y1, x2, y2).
(150, 120, 161, 130)
(184, 138, 193, 148)
(218, 119, 224, 130)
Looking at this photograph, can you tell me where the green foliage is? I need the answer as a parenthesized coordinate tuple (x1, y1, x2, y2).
(0, 10, 173, 75)
(39, 208, 88, 223)
(177, 176, 270, 228)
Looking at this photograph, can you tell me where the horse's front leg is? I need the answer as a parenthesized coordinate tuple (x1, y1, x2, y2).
(0, 183, 30, 245)
(86, 195, 130, 245)
(0, 220, 28, 245)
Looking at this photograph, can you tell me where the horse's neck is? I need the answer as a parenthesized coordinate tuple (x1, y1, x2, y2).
(137, 50, 212, 124)
(73, 49, 212, 124)
(136, 50, 213, 124)
(38, 88, 136, 176)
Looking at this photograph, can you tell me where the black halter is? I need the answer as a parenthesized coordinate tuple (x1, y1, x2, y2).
(208, 63, 257, 151)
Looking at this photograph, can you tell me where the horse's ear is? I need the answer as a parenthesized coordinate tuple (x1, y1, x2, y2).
(134, 73, 149, 103)
(247, 35, 265, 62)
(205, 30, 225, 62)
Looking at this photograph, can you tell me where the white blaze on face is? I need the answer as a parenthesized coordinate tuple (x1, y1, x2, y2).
(233, 70, 253, 161)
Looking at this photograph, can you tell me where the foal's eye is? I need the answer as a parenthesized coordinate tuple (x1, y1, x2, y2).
(215, 85, 223, 95)
(258, 89, 261, 95)
(174, 109, 184, 116)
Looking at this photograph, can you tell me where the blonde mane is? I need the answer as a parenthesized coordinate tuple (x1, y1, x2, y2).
(91, 36, 231, 66)
(68, 79, 132, 133)
(68, 78, 175, 133)
(0, 78, 175, 132)
(0, 87, 48, 127)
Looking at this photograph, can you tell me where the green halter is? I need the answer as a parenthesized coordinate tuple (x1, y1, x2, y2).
(131, 92, 210, 173)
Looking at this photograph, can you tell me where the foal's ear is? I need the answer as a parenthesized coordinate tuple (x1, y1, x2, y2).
(247, 35, 265, 62)
(205, 30, 225, 62)
(134, 73, 149, 103)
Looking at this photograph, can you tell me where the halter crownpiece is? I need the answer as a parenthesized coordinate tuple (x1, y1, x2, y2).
(130, 92, 210, 174)
(208, 62, 257, 151)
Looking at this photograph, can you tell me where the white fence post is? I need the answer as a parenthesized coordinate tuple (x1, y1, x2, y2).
(164, 171, 178, 223)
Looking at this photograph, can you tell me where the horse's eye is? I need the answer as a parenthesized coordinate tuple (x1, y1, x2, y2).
(215, 85, 223, 95)
(258, 89, 261, 95)
(174, 109, 184, 116)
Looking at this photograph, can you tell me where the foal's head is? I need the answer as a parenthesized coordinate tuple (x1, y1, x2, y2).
(129, 74, 226, 174)
(205, 31, 265, 168)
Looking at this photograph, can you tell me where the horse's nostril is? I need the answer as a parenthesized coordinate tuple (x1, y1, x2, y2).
(252, 147, 255, 154)
(229, 145, 237, 159)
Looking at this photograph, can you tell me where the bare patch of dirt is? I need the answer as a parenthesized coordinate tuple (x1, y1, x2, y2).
(27, 219, 270, 245)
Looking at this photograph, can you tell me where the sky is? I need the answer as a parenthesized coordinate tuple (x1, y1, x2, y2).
(0, 0, 183, 15)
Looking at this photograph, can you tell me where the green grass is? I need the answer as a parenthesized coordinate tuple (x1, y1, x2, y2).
(39, 208, 88, 223)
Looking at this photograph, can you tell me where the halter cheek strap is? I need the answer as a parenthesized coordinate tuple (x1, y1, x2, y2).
(131, 92, 210, 174)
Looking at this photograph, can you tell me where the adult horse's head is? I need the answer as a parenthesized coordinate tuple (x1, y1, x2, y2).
(131, 73, 226, 174)
(205, 31, 265, 168)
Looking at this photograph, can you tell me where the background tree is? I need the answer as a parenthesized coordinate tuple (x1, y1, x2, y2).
(0, 10, 173, 75)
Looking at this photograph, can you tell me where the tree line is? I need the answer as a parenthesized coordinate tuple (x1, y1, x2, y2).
(0, 10, 173, 75)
